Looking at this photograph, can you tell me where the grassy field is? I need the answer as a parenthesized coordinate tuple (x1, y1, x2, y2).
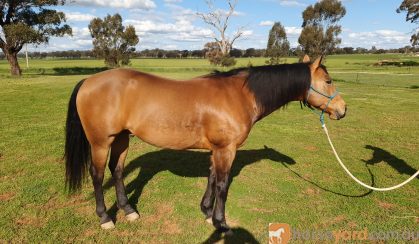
(0, 54, 418, 243)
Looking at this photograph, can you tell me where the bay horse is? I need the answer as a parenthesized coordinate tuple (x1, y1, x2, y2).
(64, 55, 346, 230)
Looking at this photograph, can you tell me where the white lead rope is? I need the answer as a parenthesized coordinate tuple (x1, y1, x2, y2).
(322, 124, 419, 191)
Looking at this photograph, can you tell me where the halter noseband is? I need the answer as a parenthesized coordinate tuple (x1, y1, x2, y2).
(306, 85, 339, 126)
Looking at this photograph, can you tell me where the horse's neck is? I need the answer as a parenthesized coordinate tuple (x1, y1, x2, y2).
(255, 83, 305, 122)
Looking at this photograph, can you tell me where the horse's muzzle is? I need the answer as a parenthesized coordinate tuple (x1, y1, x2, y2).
(335, 106, 347, 120)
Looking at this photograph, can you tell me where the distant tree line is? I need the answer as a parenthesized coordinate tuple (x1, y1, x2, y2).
(1, 45, 417, 60)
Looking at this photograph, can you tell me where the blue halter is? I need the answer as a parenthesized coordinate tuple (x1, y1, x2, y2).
(306, 85, 339, 126)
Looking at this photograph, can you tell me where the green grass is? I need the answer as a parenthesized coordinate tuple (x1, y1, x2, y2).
(0, 54, 418, 243)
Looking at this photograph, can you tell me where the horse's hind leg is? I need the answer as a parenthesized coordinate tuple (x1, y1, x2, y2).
(108, 131, 139, 222)
(211, 145, 236, 232)
(90, 144, 114, 229)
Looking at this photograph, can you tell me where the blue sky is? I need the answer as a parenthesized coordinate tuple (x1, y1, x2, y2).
(30, 0, 416, 51)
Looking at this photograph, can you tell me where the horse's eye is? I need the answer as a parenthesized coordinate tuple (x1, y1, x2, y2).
(326, 80, 332, 84)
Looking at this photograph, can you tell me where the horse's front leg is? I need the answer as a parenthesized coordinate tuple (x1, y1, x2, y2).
(211, 145, 236, 232)
(200, 163, 216, 222)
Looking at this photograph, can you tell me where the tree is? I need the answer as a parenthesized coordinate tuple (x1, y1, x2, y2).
(197, 0, 244, 66)
(230, 48, 242, 57)
(265, 22, 290, 64)
(397, 0, 418, 46)
(204, 41, 236, 66)
(243, 48, 256, 57)
(0, 0, 72, 76)
(298, 0, 346, 57)
(89, 14, 139, 68)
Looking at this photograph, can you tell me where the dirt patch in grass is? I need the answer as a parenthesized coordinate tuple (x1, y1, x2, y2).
(114, 230, 134, 237)
(249, 207, 275, 214)
(0, 191, 15, 201)
(303, 187, 321, 196)
(74, 204, 95, 216)
(347, 221, 358, 228)
(15, 215, 46, 228)
(304, 145, 318, 152)
(143, 202, 182, 235)
(376, 200, 395, 210)
(316, 215, 346, 228)
(157, 202, 174, 214)
(83, 228, 98, 238)
(162, 219, 182, 235)
(0, 171, 26, 182)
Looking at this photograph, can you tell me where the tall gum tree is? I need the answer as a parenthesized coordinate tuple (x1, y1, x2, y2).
(298, 0, 346, 57)
(0, 0, 72, 76)
(397, 0, 418, 46)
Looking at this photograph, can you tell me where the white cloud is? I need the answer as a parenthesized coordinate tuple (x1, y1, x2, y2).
(164, 0, 182, 3)
(65, 12, 96, 22)
(123, 3, 216, 46)
(126, 19, 194, 34)
(73, 0, 156, 10)
(259, 21, 274, 26)
(346, 29, 410, 48)
(74, 39, 92, 46)
(279, 0, 307, 7)
(169, 29, 213, 42)
(162, 44, 178, 49)
(242, 30, 253, 37)
(285, 26, 302, 37)
(71, 27, 91, 38)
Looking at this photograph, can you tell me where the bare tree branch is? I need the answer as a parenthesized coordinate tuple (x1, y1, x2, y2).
(230, 27, 243, 47)
(197, 0, 244, 56)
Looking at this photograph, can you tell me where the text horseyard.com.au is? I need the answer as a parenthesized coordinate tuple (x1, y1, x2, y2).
(268, 223, 419, 243)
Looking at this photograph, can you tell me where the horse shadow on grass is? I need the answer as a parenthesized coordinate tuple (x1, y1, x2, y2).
(103, 146, 296, 210)
(103, 145, 374, 218)
(202, 227, 260, 244)
(363, 145, 418, 179)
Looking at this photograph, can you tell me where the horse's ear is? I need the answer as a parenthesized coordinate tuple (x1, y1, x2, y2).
(312, 56, 323, 69)
(264, 145, 269, 150)
(302, 54, 310, 63)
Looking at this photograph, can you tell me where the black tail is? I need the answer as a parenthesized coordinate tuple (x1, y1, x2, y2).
(64, 79, 90, 192)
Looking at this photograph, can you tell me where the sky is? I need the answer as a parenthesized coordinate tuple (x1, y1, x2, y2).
(27, 0, 416, 52)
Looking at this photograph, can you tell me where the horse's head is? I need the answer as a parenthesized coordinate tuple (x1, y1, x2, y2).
(303, 55, 347, 120)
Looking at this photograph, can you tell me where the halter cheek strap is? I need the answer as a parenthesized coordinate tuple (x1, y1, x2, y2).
(306, 85, 339, 126)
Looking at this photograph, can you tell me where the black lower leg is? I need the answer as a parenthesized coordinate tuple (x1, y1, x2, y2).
(109, 133, 136, 216)
(111, 165, 136, 215)
(212, 172, 230, 231)
(200, 168, 216, 219)
(90, 166, 112, 224)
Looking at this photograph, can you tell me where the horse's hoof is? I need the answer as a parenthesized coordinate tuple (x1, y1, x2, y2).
(100, 221, 115, 230)
(216, 223, 231, 233)
(205, 217, 213, 224)
(126, 212, 140, 222)
(224, 229, 234, 236)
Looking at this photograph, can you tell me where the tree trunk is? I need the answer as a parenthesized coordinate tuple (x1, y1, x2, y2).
(5, 51, 22, 76)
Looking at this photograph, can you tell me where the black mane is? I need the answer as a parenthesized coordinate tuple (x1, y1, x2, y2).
(208, 63, 311, 118)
